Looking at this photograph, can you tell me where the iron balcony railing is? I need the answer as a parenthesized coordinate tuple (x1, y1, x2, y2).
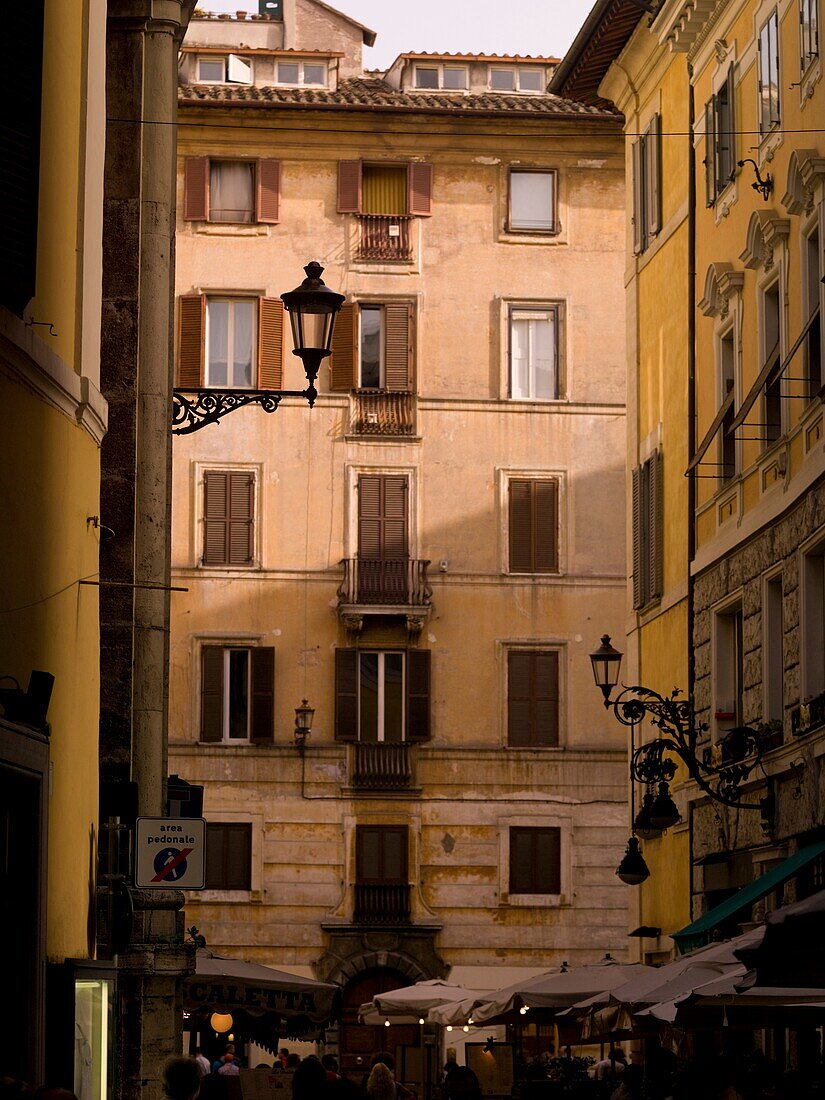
(352, 742, 413, 790)
(351, 390, 416, 437)
(354, 883, 411, 924)
(356, 214, 414, 261)
(338, 558, 432, 607)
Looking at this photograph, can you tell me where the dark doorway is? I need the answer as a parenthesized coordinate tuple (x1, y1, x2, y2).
(339, 968, 418, 1081)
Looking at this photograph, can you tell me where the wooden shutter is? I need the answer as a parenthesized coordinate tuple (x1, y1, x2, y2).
(631, 465, 643, 610)
(200, 646, 224, 742)
(722, 65, 736, 184)
(384, 302, 412, 392)
(408, 162, 433, 216)
(510, 828, 560, 894)
(335, 647, 358, 741)
(203, 471, 229, 565)
(177, 294, 205, 387)
(507, 651, 533, 747)
(507, 650, 558, 747)
(184, 156, 209, 221)
(535, 650, 559, 746)
(646, 114, 661, 239)
(337, 160, 362, 213)
(704, 100, 716, 206)
(509, 479, 557, 574)
(649, 450, 663, 601)
(205, 824, 252, 890)
(250, 647, 275, 743)
(406, 648, 431, 741)
(228, 472, 254, 565)
(258, 296, 284, 388)
(358, 475, 408, 559)
(631, 140, 644, 254)
(330, 300, 356, 391)
(256, 158, 280, 223)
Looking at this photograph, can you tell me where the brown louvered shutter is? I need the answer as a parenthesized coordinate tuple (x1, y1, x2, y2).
(200, 646, 224, 742)
(649, 450, 663, 601)
(507, 651, 533, 746)
(203, 471, 229, 565)
(335, 648, 358, 742)
(646, 114, 661, 238)
(408, 162, 433, 216)
(534, 480, 558, 573)
(632, 465, 643, 609)
(228, 472, 254, 565)
(358, 475, 382, 559)
(250, 646, 275, 743)
(704, 100, 716, 206)
(177, 294, 205, 387)
(357, 475, 408, 559)
(508, 650, 559, 747)
(631, 140, 644, 254)
(256, 159, 280, 223)
(406, 648, 431, 741)
(337, 160, 362, 213)
(184, 157, 209, 221)
(384, 302, 412, 392)
(258, 296, 284, 388)
(330, 300, 356, 391)
(383, 475, 408, 557)
(509, 479, 533, 573)
(535, 650, 559, 746)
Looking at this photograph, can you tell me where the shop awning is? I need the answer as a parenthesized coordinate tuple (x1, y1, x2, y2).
(672, 841, 825, 953)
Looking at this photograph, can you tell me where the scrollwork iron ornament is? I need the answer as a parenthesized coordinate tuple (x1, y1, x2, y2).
(607, 684, 769, 811)
(172, 387, 314, 435)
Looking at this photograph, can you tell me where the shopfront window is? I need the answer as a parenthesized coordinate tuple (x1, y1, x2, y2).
(74, 979, 114, 1100)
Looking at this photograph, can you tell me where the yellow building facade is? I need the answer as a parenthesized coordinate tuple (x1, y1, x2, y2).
(0, 0, 108, 1083)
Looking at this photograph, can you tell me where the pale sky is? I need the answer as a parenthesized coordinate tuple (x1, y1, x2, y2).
(198, 0, 596, 67)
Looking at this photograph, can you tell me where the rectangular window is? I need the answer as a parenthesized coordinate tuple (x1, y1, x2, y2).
(800, 0, 820, 72)
(443, 66, 468, 90)
(414, 66, 439, 89)
(519, 69, 544, 91)
(719, 330, 737, 485)
(356, 826, 408, 884)
(509, 169, 555, 233)
(715, 604, 744, 737)
(205, 823, 252, 889)
(703, 69, 735, 207)
(508, 478, 559, 574)
(360, 305, 383, 388)
(198, 57, 226, 82)
(761, 282, 783, 447)
(277, 60, 327, 86)
(509, 307, 558, 399)
(198, 55, 253, 84)
(361, 164, 408, 215)
(209, 162, 254, 223)
(631, 450, 662, 610)
(358, 652, 405, 743)
(490, 67, 516, 90)
(206, 298, 255, 388)
(759, 12, 781, 133)
(804, 226, 822, 400)
(632, 114, 661, 251)
(200, 644, 274, 743)
(509, 827, 561, 895)
(202, 469, 255, 567)
(764, 573, 784, 726)
(507, 650, 560, 747)
(802, 545, 825, 699)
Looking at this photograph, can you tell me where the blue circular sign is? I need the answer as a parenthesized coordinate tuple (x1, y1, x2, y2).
(153, 847, 188, 881)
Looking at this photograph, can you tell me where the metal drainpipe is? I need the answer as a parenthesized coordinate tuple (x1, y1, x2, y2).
(687, 63, 697, 921)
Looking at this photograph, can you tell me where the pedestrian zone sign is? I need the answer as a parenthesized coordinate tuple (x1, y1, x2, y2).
(135, 817, 205, 889)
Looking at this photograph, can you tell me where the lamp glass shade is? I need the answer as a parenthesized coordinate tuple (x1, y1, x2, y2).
(281, 261, 345, 353)
(295, 698, 315, 734)
(616, 837, 650, 885)
(210, 1012, 233, 1033)
(633, 792, 663, 841)
(649, 783, 681, 830)
(590, 635, 623, 696)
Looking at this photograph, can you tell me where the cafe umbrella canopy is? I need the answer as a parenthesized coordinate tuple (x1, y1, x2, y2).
(186, 950, 340, 1046)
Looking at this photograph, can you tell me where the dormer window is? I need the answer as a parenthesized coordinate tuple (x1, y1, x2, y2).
(277, 60, 328, 86)
(413, 64, 468, 91)
(197, 54, 253, 85)
(489, 66, 545, 93)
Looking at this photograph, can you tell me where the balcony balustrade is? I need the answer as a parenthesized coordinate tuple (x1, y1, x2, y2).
(356, 214, 413, 261)
(352, 742, 413, 790)
(353, 883, 411, 925)
(338, 558, 432, 608)
(350, 390, 416, 437)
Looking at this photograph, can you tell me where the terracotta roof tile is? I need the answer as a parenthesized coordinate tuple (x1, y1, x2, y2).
(179, 76, 619, 118)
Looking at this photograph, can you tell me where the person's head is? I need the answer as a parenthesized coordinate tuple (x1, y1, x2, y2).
(280, 1050, 289, 1059)
(222, 1054, 234, 1064)
(321, 1056, 338, 1073)
(366, 1063, 396, 1100)
(255, 1064, 271, 1070)
(226, 1045, 235, 1055)
(445, 1066, 481, 1100)
(610, 1048, 627, 1062)
(292, 1057, 327, 1100)
(286, 1053, 301, 1070)
(370, 1053, 395, 1073)
(163, 1058, 202, 1100)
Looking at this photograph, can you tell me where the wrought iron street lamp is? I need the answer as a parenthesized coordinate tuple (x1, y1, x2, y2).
(172, 261, 345, 434)
(293, 698, 315, 750)
(589, 634, 771, 884)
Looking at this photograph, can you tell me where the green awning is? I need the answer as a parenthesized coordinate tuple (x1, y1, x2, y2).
(673, 841, 825, 954)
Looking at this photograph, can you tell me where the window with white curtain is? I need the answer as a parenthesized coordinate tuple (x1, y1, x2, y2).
(509, 169, 555, 232)
(209, 162, 254, 223)
(509, 307, 558, 400)
(206, 299, 256, 388)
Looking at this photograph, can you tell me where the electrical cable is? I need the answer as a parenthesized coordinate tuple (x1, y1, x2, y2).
(0, 572, 100, 614)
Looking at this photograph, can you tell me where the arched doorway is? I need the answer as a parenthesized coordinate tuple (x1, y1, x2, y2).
(339, 967, 419, 1081)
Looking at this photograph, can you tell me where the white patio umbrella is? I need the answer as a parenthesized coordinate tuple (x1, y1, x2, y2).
(358, 979, 489, 1026)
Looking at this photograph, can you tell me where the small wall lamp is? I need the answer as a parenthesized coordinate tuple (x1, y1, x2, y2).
(294, 698, 315, 749)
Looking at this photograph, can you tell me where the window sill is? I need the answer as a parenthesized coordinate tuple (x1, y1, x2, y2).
(498, 229, 564, 247)
(193, 224, 270, 236)
(195, 889, 261, 903)
(501, 893, 566, 908)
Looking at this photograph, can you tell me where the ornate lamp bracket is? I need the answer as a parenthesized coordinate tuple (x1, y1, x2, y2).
(171, 387, 318, 435)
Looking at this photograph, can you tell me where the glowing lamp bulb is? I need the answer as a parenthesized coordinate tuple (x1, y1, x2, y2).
(446, 1026, 453, 1032)
(418, 1018, 425, 1026)
(210, 1012, 233, 1033)
(519, 1006, 529, 1015)
(384, 1019, 391, 1027)
(463, 1025, 470, 1033)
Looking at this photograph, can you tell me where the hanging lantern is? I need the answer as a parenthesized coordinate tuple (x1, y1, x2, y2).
(210, 1012, 233, 1033)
